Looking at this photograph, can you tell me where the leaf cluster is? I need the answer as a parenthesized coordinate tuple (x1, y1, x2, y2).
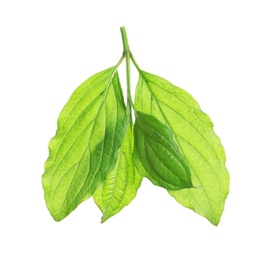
(42, 27, 229, 225)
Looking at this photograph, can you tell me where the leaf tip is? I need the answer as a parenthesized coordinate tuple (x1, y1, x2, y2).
(210, 218, 220, 226)
(50, 211, 65, 222)
(101, 215, 109, 224)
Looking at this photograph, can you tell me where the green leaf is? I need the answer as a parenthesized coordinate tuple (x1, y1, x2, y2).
(135, 71, 230, 225)
(133, 111, 193, 191)
(93, 126, 142, 223)
(42, 67, 127, 221)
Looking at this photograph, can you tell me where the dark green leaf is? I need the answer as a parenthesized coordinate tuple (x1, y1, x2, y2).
(133, 111, 193, 190)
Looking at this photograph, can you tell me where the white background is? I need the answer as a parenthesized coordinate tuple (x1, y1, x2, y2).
(1, 0, 261, 259)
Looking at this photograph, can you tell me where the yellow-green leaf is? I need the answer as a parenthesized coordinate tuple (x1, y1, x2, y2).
(42, 67, 127, 221)
(135, 71, 230, 225)
(93, 126, 142, 223)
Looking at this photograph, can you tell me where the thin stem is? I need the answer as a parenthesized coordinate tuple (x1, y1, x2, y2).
(120, 27, 135, 126)
(115, 54, 125, 70)
(130, 53, 141, 72)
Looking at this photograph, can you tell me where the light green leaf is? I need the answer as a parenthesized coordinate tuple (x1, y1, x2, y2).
(93, 126, 142, 223)
(135, 71, 230, 225)
(42, 67, 127, 221)
(133, 111, 193, 191)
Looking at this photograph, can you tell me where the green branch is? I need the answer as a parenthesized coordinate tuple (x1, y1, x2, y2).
(120, 27, 135, 126)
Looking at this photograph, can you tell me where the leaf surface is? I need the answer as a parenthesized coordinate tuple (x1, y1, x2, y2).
(42, 67, 127, 221)
(133, 111, 193, 190)
(135, 71, 230, 225)
(93, 126, 142, 223)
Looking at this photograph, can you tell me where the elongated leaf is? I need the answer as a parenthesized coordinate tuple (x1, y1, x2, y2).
(93, 126, 142, 223)
(133, 111, 193, 190)
(135, 71, 230, 225)
(42, 67, 127, 221)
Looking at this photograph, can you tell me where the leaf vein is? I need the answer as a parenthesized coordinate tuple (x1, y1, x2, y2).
(144, 136, 182, 189)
